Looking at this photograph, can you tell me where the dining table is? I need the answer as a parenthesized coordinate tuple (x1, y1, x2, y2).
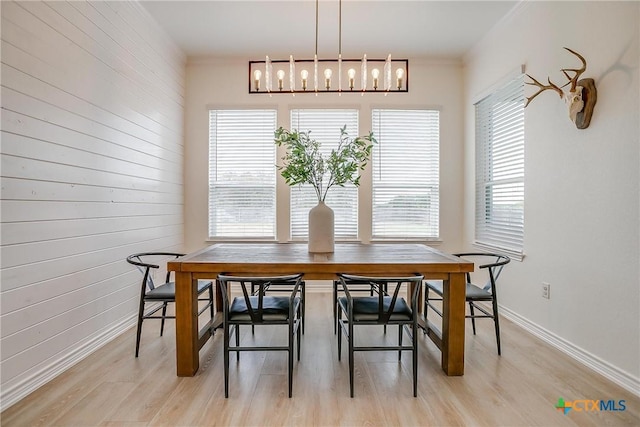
(167, 242, 474, 377)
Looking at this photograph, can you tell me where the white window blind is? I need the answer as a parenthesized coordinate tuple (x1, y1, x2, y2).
(208, 110, 276, 238)
(289, 109, 359, 240)
(474, 73, 525, 255)
(371, 109, 440, 239)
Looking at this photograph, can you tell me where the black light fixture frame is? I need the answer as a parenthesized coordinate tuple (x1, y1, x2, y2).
(248, 58, 409, 94)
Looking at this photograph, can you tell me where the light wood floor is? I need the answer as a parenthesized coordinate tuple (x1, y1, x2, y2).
(2, 292, 638, 426)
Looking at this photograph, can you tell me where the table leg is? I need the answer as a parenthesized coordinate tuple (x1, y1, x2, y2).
(441, 272, 465, 375)
(175, 271, 199, 376)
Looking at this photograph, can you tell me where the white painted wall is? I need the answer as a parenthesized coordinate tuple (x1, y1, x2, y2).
(0, 0, 186, 409)
(184, 58, 465, 254)
(463, 1, 639, 392)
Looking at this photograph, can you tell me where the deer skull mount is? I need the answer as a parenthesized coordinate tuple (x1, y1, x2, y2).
(525, 48, 597, 129)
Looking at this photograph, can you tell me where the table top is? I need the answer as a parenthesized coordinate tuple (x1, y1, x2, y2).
(168, 242, 473, 280)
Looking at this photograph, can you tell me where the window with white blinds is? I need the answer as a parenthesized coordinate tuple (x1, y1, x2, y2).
(208, 110, 276, 238)
(474, 73, 525, 255)
(289, 109, 359, 240)
(371, 109, 440, 239)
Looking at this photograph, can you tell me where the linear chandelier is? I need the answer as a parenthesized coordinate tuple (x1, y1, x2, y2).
(248, 0, 408, 95)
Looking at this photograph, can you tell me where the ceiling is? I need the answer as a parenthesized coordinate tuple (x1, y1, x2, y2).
(140, 1, 519, 60)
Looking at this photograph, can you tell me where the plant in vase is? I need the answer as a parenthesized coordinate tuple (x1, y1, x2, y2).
(275, 125, 376, 253)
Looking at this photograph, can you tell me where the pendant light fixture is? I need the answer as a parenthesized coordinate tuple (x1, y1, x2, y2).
(249, 0, 408, 95)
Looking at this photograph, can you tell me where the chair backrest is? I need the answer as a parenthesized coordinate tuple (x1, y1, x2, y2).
(338, 273, 424, 323)
(453, 253, 510, 293)
(218, 273, 304, 324)
(126, 252, 184, 292)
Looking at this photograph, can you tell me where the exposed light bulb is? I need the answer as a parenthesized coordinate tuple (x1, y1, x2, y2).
(301, 69, 309, 91)
(347, 68, 356, 90)
(372, 68, 380, 90)
(276, 70, 285, 91)
(324, 68, 332, 90)
(253, 69, 262, 91)
(396, 68, 404, 90)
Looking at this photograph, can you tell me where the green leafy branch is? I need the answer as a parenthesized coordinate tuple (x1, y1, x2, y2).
(274, 125, 376, 202)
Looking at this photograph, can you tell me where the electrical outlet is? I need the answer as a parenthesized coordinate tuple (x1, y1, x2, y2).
(542, 282, 551, 299)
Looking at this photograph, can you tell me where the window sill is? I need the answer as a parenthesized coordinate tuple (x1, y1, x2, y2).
(206, 237, 277, 243)
(370, 238, 443, 246)
(206, 238, 444, 247)
(287, 238, 360, 243)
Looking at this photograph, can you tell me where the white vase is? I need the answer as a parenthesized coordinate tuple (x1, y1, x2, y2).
(308, 201, 334, 253)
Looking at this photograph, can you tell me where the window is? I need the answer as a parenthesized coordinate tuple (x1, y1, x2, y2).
(371, 109, 440, 239)
(289, 109, 359, 240)
(474, 73, 525, 256)
(208, 109, 276, 238)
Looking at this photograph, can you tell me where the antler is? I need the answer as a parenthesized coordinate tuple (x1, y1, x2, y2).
(524, 74, 564, 107)
(560, 47, 587, 92)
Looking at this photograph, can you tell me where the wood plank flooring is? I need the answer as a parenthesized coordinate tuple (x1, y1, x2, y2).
(2, 292, 638, 426)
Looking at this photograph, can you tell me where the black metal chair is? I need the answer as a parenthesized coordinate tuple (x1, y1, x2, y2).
(218, 273, 304, 398)
(126, 252, 214, 357)
(336, 273, 424, 397)
(424, 253, 510, 355)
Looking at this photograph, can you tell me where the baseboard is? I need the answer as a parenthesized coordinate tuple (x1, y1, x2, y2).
(499, 305, 640, 397)
(0, 315, 136, 412)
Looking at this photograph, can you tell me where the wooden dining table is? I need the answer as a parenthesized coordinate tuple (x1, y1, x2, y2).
(167, 242, 474, 377)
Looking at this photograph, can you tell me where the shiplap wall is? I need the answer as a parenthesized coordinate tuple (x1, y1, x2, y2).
(0, 0, 185, 409)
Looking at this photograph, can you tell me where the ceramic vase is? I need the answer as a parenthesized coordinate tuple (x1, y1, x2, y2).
(308, 201, 334, 253)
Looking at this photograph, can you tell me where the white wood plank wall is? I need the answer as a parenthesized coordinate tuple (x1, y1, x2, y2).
(0, 0, 186, 410)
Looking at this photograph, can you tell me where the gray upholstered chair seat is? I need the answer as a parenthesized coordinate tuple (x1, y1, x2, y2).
(145, 280, 213, 300)
(229, 296, 301, 321)
(338, 296, 413, 321)
(426, 280, 493, 301)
